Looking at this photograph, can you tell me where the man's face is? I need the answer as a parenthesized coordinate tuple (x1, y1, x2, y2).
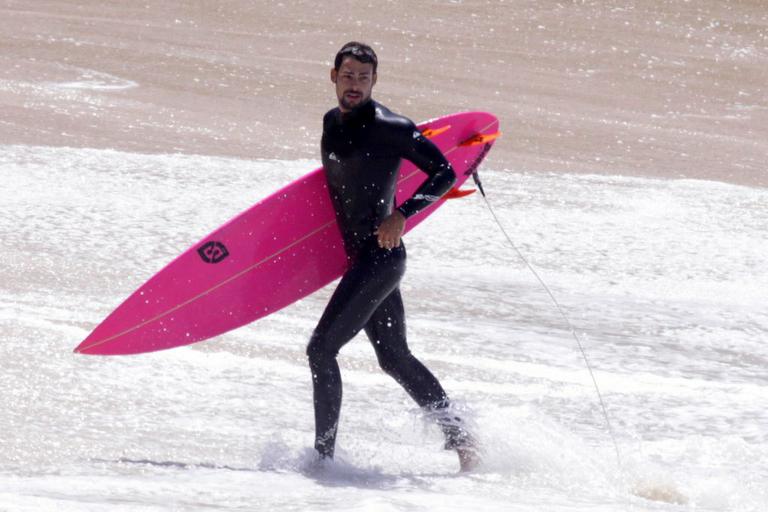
(331, 57, 377, 112)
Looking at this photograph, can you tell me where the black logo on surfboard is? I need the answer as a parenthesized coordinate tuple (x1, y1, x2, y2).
(198, 241, 229, 264)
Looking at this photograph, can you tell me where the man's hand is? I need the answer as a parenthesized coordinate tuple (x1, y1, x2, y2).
(374, 210, 406, 249)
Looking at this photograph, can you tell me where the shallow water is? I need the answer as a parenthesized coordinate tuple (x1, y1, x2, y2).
(2, 146, 766, 511)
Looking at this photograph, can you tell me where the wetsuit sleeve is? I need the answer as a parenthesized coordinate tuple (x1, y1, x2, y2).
(320, 109, 335, 162)
(396, 126, 457, 219)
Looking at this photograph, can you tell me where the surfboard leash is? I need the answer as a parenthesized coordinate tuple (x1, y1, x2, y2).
(472, 169, 625, 473)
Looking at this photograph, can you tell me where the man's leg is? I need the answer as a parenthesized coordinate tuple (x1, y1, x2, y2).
(364, 289, 478, 469)
(363, 288, 447, 406)
(306, 246, 405, 459)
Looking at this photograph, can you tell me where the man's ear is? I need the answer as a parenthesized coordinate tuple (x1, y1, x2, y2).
(330, 68, 338, 84)
(372, 72, 377, 87)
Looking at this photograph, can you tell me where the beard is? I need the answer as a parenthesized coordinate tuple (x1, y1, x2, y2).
(339, 90, 369, 111)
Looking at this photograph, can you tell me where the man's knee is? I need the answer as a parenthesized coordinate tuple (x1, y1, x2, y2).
(375, 347, 413, 377)
(306, 330, 336, 367)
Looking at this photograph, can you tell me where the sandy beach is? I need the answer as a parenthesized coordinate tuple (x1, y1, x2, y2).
(1, 0, 766, 186)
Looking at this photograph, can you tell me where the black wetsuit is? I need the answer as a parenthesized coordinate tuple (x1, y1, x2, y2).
(306, 99, 469, 458)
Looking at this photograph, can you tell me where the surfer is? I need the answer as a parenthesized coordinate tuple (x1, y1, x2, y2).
(306, 41, 479, 471)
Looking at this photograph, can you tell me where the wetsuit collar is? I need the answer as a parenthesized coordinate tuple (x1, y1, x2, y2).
(339, 99, 376, 124)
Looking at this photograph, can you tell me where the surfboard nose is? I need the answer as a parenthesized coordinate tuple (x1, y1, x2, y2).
(74, 334, 105, 355)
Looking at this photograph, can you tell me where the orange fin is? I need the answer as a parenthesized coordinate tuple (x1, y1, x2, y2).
(444, 187, 476, 200)
(421, 125, 451, 139)
(459, 131, 501, 147)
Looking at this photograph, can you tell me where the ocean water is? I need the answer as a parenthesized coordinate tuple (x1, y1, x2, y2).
(1, 145, 766, 511)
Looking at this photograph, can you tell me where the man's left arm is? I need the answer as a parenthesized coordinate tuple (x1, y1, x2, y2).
(395, 127, 457, 219)
(375, 125, 456, 249)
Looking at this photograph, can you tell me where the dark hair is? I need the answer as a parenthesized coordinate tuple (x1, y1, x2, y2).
(334, 41, 378, 73)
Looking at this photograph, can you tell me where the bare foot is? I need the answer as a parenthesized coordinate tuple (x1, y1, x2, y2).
(457, 446, 481, 472)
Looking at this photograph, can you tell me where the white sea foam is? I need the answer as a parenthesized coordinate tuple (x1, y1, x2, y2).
(49, 68, 138, 91)
(1, 144, 767, 511)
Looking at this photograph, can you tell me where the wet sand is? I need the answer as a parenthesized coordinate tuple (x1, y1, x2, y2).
(1, 0, 766, 186)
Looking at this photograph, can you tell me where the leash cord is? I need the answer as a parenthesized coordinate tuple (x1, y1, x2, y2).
(473, 171, 624, 469)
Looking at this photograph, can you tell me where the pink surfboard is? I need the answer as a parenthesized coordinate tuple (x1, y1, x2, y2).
(75, 111, 500, 355)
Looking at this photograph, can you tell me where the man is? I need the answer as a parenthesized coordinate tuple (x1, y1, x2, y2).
(306, 41, 478, 471)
